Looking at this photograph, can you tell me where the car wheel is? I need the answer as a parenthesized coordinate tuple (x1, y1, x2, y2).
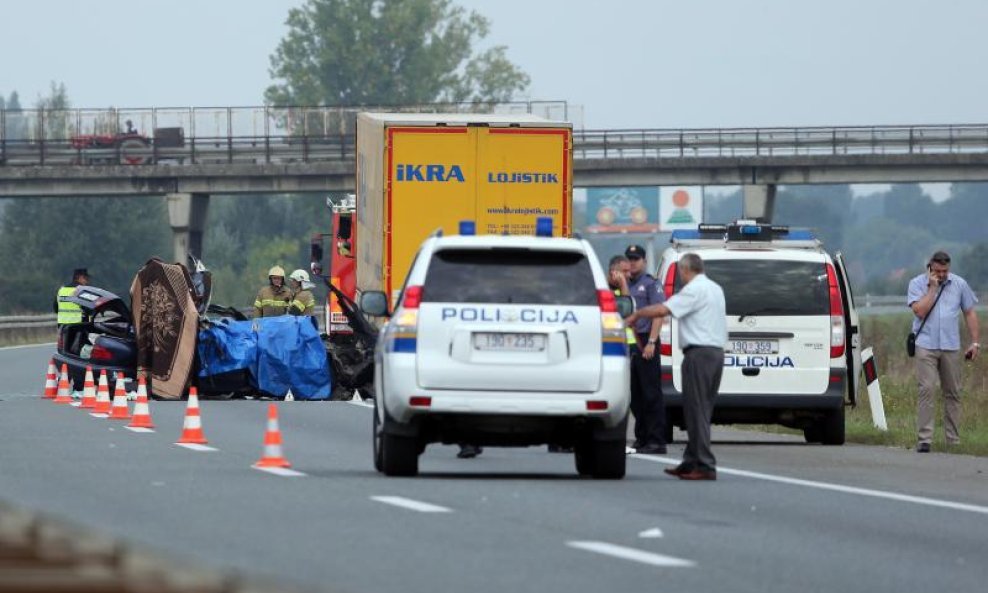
(574, 440, 593, 476)
(803, 426, 823, 443)
(372, 402, 383, 473)
(820, 406, 846, 446)
(590, 439, 626, 480)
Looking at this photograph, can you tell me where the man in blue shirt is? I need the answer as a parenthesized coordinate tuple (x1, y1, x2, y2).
(624, 244, 667, 454)
(907, 251, 980, 452)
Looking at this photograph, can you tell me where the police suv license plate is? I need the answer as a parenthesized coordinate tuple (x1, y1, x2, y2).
(728, 340, 779, 354)
(473, 332, 546, 352)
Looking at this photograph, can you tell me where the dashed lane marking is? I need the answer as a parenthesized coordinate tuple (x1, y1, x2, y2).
(567, 541, 695, 568)
(370, 496, 452, 513)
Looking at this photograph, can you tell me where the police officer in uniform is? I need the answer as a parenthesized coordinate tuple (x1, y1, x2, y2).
(54, 268, 90, 327)
(288, 269, 318, 330)
(624, 245, 667, 454)
(253, 266, 292, 318)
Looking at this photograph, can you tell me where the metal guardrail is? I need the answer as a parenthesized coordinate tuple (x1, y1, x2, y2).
(0, 102, 569, 167)
(0, 314, 56, 330)
(3, 103, 987, 167)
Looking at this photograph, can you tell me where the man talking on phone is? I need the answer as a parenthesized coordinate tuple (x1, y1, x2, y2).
(907, 251, 980, 453)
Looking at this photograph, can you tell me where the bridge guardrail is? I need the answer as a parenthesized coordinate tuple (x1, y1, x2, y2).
(4, 104, 988, 166)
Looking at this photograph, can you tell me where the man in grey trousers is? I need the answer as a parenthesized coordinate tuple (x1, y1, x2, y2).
(625, 253, 727, 480)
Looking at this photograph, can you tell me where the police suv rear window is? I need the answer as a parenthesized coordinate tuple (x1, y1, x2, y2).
(423, 248, 597, 306)
(696, 259, 829, 317)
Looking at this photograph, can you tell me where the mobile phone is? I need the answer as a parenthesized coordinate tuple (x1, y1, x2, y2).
(965, 350, 975, 360)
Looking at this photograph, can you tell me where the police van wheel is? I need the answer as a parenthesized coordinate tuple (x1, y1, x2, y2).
(662, 420, 675, 445)
(381, 432, 419, 476)
(590, 440, 626, 480)
(803, 425, 824, 444)
(820, 406, 846, 446)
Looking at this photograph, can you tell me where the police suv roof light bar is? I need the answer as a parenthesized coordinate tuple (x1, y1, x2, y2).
(459, 220, 476, 236)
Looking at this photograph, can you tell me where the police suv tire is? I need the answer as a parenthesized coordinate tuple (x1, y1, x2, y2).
(381, 431, 419, 476)
(820, 406, 846, 446)
(590, 440, 626, 480)
(662, 420, 674, 445)
(372, 405, 383, 473)
(803, 425, 824, 444)
(574, 441, 593, 476)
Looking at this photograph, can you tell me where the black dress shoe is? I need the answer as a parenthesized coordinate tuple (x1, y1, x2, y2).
(635, 444, 667, 455)
(631, 440, 644, 450)
(916, 442, 931, 453)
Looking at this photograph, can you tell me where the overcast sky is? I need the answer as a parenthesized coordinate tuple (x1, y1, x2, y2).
(3, 0, 986, 129)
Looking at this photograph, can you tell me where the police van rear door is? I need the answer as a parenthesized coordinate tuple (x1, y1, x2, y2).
(695, 253, 833, 395)
(833, 252, 861, 405)
(416, 246, 603, 392)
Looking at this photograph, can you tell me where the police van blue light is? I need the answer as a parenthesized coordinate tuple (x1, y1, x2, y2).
(535, 216, 554, 237)
(459, 220, 476, 236)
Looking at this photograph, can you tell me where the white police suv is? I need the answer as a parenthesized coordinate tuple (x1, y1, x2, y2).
(656, 221, 861, 445)
(361, 219, 632, 478)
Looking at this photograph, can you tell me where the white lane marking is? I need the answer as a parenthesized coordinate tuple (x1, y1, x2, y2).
(125, 427, 155, 433)
(346, 400, 374, 409)
(89, 413, 109, 419)
(371, 496, 452, 513)
(567, 541, 695, 568)
(174, 443, 218, 452)
(253, 466, 306, 477)
(0, 342, 55, 351)
(639, 528, 664, 539)
(631, 454, 988, 516)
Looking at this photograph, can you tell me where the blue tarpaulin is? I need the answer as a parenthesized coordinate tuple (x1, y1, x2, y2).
(198, 316, 331, 400)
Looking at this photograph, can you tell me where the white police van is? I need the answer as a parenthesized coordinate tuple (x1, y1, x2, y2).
(656, 221, 861, 445)
(361, 218, 632, 478)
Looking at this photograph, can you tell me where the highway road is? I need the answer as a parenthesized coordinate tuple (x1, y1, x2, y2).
(2, 343, 987, 592)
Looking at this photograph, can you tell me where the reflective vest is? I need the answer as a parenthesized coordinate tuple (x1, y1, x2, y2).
(290, 289, 316, 316)
(57, 286, 83, 325)
(614, 289, 637, 345)
(254, 285, 292, 317)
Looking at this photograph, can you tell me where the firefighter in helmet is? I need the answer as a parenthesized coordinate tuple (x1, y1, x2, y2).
(288, 269, 318, 330)
(253, 265, 291, 318)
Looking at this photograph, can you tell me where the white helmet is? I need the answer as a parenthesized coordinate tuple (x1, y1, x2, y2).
(289, 269, 310, 283)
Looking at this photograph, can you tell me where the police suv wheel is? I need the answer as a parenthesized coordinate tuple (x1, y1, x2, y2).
(574, 441, 593, 476)
(590, 440, 626, 480)
(372, 404, 383, 473)
(380, 430, 419, 477)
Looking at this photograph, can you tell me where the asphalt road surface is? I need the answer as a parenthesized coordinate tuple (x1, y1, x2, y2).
(2, 343, 987, 592)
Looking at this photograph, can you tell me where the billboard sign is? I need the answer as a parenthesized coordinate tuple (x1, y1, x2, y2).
(659, 186, 703, 231)
(585, 187, 659, 233)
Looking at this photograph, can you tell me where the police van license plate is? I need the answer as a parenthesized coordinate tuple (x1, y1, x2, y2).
(474, 332, 546, 352)
(728, 340, 778, 354)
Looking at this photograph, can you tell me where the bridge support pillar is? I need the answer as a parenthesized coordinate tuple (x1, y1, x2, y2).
(742, 184, 776, 223)
(166, 193, 210, 265)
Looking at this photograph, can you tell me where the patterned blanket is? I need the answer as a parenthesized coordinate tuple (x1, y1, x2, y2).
(130, 258, 199, 399)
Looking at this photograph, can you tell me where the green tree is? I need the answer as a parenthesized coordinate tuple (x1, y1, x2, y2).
(265, 0, 530, 106)
(958, 242, 988, 292)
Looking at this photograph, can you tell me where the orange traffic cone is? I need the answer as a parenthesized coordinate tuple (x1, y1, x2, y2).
(53, 364, 74, 404)
(127, 375, 154, 429)
(42, 359, 57, 399)
(79, 366, 97, 409)
(92, 370, 112, 415)
(176, 387, 208, 445)
(108, 375, 131, 420)
(254, 403, 292, 468)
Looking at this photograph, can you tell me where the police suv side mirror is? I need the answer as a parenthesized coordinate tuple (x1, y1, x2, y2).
(359, 291, 390, 317)
(616, 295, 635, 318)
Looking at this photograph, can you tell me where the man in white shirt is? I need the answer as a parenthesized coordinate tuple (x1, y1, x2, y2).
(625, 253, 727, 480)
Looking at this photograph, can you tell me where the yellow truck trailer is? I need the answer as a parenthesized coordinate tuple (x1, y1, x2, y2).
(355, 112, 573, 305)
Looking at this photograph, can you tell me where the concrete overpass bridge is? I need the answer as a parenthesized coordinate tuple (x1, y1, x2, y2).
(4, 103, 988, 260)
